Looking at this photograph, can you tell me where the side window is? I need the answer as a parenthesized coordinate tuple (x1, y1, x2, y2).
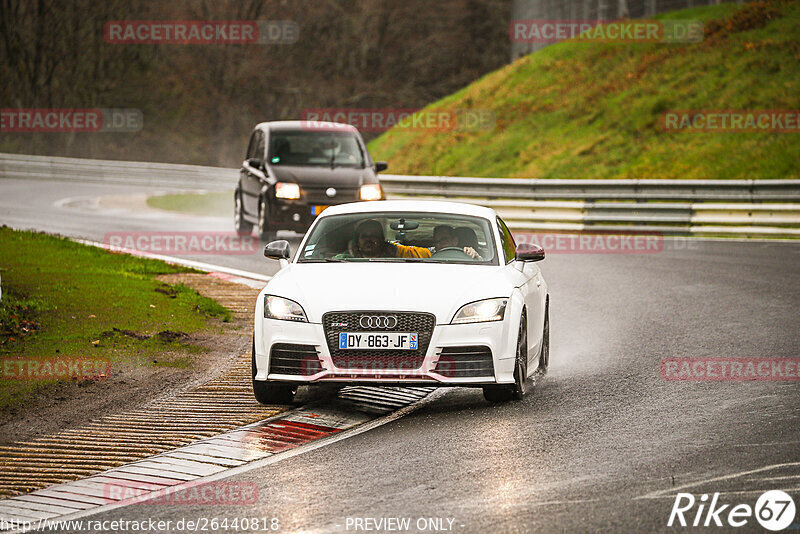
(497, 218, 516, 264)
(245, 131, 258, 160)
(355, 134, 368, 165)
(255, 130, 266, 160)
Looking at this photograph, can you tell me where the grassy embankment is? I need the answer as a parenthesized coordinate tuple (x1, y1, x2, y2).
(0, 228, 231, 410)
(140, 2, 799, 218)
(368, 1, 800, 179)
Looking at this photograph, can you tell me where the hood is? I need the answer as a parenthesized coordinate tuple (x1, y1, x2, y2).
(262, 263, 518, 324)
(268, 164, 373, 188)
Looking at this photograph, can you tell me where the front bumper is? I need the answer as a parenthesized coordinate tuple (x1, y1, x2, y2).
(268, 199, 327, 231)
(269, 186, 363, 231)
(254, 317, 518, 386)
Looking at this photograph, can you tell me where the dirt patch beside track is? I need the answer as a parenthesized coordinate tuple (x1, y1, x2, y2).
(0, 273, 292, 497)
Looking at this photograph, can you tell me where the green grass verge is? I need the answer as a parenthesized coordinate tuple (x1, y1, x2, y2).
(147, 191, 233, 217)
(368, 1, 800, 179)
(0, 228, 232, 410)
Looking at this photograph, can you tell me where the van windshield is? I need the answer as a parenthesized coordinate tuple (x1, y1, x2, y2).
(268, 130, 365, 168)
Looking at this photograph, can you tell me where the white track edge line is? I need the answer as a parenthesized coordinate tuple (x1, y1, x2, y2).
(634, 462, 800, 500)
(72, 239, 272, 282)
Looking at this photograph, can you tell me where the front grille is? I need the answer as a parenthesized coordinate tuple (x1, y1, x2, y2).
(269, 343, 323, 376)
(434, 346, 494, 378)
(303, 186, 359, 204)
(322, 311, 436, 371)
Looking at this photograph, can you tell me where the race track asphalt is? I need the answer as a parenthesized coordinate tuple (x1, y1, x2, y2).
(2, 178, 799, 533)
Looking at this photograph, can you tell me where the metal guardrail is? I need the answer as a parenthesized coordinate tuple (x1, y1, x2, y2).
(379, 175, 800, 202)
(0, 152, 237, 190)
(1, 153, 799, 237)
(380, 175, 800, 237)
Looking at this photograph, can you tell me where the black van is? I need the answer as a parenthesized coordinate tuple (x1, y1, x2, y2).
(235, 121, 387, 241)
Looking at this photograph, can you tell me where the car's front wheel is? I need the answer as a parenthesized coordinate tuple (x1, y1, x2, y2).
(483, 311, 528, 403)
(252, 339, 296, 405)
(253, 380, 296, 405)
(257, 196, 278, 242)
(234, 191, 253, 236)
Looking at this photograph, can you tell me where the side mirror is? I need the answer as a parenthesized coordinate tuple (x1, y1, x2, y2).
(515, 243, 545, 262)
(246, 158, 264, 171)
(264, 240, 290, 260)
(375, 161, 388, 173)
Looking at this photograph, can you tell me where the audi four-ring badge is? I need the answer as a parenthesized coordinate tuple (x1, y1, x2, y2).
(359, 315, 398, 329)
(253, 200, 549, 404)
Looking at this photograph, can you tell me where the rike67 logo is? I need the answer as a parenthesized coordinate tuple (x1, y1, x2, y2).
(669, 490, 796, 531)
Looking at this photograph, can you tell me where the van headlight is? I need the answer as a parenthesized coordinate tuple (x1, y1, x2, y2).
(451, 298, 507, 324)
(359, 184, 383, 201)
(264, 295, 307, 322)
(275, 182, 301, 200)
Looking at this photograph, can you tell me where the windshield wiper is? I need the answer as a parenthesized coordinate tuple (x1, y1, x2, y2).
(300, 258, 347, 263)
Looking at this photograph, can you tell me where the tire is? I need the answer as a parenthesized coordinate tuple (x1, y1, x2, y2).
(483, 311, 528, 403)
(234, 192, 253, 236)
(537, 303, 550, 374)
(482, 385, 513, 403)
(252, 339, 296, 405)
(257, 196, 278, 242)
(253, 380, 296, 405)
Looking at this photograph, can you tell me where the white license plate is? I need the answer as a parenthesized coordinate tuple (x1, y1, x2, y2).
(339, 332, 418, 350)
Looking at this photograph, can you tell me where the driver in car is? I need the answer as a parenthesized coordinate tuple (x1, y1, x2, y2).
(341, 219, 432, 259)
(317, 137, 358, 165)
(432, 225, 481, 260)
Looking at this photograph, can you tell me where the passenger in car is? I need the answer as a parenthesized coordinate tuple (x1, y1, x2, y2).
(339, 219, 431, 259)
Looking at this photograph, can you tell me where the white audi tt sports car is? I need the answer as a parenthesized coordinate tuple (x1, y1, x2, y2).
(252, 200, 549, 403)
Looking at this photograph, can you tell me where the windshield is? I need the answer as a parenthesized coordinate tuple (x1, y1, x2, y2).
(298, 212, 498, 265)
(268, 130, 365, 168)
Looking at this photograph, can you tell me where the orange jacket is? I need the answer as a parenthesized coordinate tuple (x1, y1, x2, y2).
(393, 243, 432, 258)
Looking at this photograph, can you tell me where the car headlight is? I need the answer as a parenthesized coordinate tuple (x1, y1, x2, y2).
(359, 183, 383, 201)
(264, 295, 307, 322)
(275, 182, 301, 200)
(451, 298, 507, 324)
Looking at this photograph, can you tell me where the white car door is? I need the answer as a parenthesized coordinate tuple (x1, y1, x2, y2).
(497, 218, 543, 367)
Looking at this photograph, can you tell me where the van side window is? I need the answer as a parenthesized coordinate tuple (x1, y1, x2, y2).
(255, 130, 266, 160)
(246, 131, 258, 160)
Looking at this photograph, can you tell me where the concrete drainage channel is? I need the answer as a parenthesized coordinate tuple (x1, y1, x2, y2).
(0, 250, 441, 531)
(0, 386, 437, 531)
